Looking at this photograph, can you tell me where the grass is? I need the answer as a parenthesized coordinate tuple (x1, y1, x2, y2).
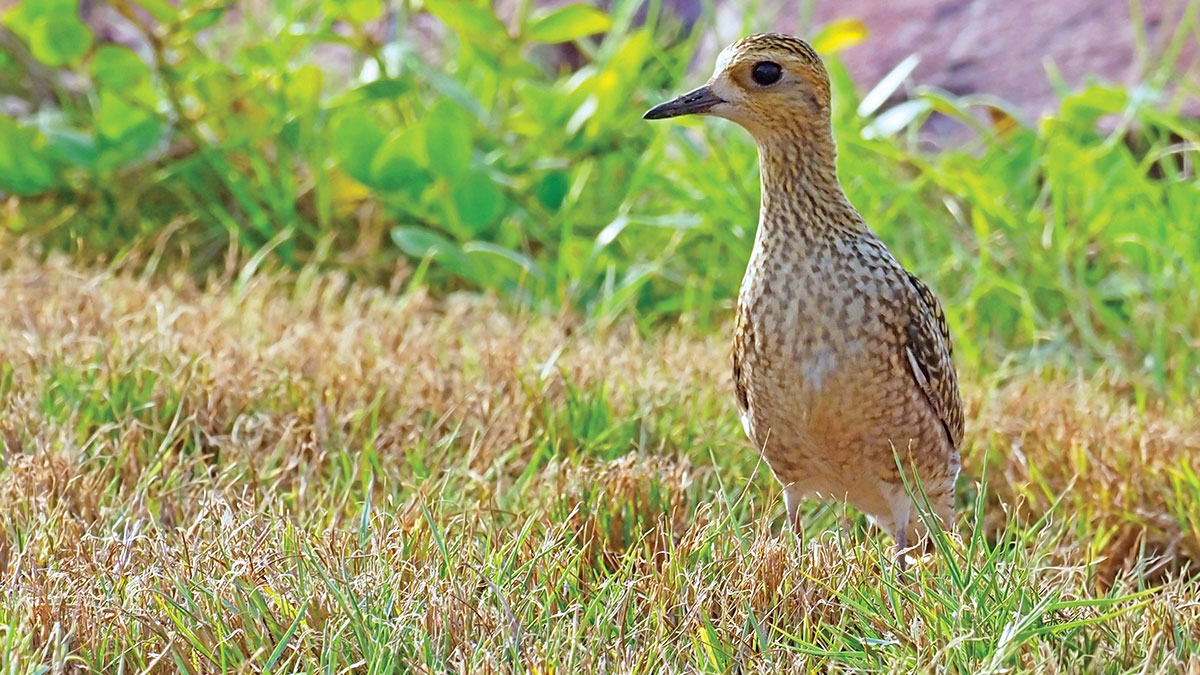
(1, 250, 1199, 672)
(3, 0, 1200, 397)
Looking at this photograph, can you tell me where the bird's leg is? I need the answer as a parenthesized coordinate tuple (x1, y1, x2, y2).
(783, 483, 804, 547)
(894, 527, 909, 571)
(887, 495, 913, 571)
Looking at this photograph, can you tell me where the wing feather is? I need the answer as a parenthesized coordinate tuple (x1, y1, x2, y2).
(902, 272, 964, 448)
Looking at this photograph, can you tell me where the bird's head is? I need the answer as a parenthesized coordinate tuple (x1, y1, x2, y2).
(644, 33, 832, 142)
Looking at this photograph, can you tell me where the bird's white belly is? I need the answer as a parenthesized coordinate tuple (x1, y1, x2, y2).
(800, 343, 839, 391)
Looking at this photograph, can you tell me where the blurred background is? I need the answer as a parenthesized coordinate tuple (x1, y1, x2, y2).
(1, 0, 1198, 398)
(694, 0, 1200, 127)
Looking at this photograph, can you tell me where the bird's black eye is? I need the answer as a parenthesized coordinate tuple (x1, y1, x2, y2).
(751, 61, 782, 86)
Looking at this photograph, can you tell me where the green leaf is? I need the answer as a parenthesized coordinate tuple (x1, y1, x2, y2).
(0, 116, 56, 195)
(535, 172, 569, 210)
(95, 90, 151, 140)
(526, 4, 612, 43)
(130, 0, 178, 22)
(285, 64, 324, 106)
(424, 0, 508, 41)
(323, 0, 383, 23)
(92, 92, 161, 167)
(371, 132, 430, 194)
(91, 45, 150, 89)
(241, 43, 283, 70)
(1059, 85, 1129, 128)
(329, 76, 414, 110)
(331, 112, 387, 185)
(349, 78, 413, 102)
(29, 0, 77, 12)
(463, 241, 543, 281)
(451, 170, 504, 232)
(29, 15, 92, 66)
(43, 125, 96, 167)
(184, 7, 226, 32)
(263, 600, 310, 671)
(391, 226, 478, 281)
(1, 0, 73, 36)
(424, 99, 472, 178)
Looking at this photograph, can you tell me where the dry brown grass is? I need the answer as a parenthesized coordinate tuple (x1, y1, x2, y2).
(1, 251, 1199, 671)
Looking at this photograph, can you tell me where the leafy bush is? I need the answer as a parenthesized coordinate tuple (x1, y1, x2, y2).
(1, 0, 1199, 396)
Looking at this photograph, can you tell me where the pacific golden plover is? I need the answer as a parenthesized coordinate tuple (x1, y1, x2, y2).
(645, 33, 964, 565)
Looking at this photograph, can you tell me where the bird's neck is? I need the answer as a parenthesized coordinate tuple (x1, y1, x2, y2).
(754, 130, 867, 245)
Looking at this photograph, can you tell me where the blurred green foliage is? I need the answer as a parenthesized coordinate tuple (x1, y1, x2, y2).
(1, 0, 1199, 396)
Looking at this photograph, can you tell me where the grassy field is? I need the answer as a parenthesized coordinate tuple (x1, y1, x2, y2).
(1, 251, 1199, 671)
(2, 0, 1200, 671)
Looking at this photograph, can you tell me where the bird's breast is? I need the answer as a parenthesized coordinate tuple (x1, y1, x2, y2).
(737, 252, 881, 386)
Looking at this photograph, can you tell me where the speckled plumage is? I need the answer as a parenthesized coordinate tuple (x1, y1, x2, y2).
(646, 33, 964, 560)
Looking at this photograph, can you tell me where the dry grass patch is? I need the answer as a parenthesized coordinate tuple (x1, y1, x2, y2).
(0, 252, 1198, 671)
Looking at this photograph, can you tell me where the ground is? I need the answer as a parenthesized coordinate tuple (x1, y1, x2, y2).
(1, 249, 1198, 672)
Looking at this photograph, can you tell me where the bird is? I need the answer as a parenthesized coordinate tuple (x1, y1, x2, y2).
(644, 33, 964, 566)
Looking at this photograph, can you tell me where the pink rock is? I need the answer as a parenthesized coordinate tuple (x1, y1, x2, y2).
(742, 0, 1198, 121)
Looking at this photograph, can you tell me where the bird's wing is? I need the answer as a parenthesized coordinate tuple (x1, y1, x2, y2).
(901, 272, 964, 449)
(731, 310, 752, 413)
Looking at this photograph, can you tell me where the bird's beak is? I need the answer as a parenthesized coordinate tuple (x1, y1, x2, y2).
(643, 85, 725, 120)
